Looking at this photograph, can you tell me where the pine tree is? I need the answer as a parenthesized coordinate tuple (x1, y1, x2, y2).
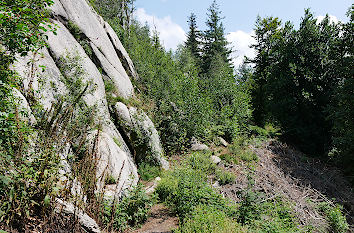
(92, 0, 135, 31)
(202, 0, 233, 73)
(185, 13, 202, 62)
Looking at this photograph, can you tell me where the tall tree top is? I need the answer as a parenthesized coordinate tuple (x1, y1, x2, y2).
(185, 13, 202, 61)
(203, 0, 233, 72)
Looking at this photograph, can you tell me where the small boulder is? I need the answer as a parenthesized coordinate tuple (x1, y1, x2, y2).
(211, 155, 222, 164)
(55, 199, 101, 233)
(190, 137, 210, 151)
(218, 137, 229, 147)
(145, 177, 162, 194)
(212, 181, 221, 188)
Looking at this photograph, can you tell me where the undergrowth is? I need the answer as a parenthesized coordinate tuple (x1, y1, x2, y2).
(138, 162, 161, 181)
(220, 136, 259, 165)
(318, 202, 349, 233)
(0, 51, 98, 230)
(100, 185, 155, 232)
(155, 151, 306, 233)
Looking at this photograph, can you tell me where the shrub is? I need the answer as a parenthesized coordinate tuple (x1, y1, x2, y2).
(175, 205, 248, 233)
(101, 185, 155, 231)
(318, 202, 349, 233)
(138, 162, 161, 181)
(185, 152, 216, 175)
(228, 140, 258, 163)
(238, 189, 299, 232)
(219, 153, 239, 165)
(216, 170, 236, 185)
(155, 162, 237, 220)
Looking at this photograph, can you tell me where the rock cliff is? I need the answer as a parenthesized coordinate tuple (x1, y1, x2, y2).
(11, 0, 168, 230)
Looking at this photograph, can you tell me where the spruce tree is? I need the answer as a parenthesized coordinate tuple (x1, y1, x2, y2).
(185, 13, 202, 62)
(202, 0, 233, 73)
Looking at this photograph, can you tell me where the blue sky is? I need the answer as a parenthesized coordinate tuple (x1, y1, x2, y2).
(134, 0, 352, 66)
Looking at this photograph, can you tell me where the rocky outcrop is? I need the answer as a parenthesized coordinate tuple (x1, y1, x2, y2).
(12, 0, 168, 213)
(11, 88, 37, 125)
(113, 102, 169, 170)
(50, 0, 134, 99)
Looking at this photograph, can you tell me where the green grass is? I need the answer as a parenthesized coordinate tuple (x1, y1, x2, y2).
(215, 169, 236, 185)
(175, 205, 248, 233)
(100, 184, 155, 231)
(155, 152, 238, 220)
(219, 139, 258, 165)
(138, 162, 161, 181)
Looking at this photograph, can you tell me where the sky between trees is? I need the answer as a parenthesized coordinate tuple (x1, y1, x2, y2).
(134, 0, 351, 67)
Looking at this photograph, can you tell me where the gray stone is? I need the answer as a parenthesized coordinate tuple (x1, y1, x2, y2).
(53, 0, 134, 98)
(145, 177, 162, 194)
(113, 103, 169, 170)
(55, 199, 101, 233)
(211, 155, 222, 164)
(114, 102, 133, 127)
(190, 137, 210, 151)
(11, 88, 37, 125)
(218, 137, 229, 147)
(96, 132, 138, 193)
(46, 19, 139, 196)
(12, 48, 68, 110)
(90, 42, 133, 99)
(212, 181, 221, 189)
(11, 0, 164, 212)
(103, 22, 139, 80)
(50, 0, 68, 19)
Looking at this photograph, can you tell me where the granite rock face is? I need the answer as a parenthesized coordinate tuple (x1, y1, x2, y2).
(113, 102, 170, 170)
(12, 0, 168, 220)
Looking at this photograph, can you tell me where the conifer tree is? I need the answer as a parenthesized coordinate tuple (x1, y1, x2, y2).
(202, 0, 233, 73)
(185, 13, 202, 62)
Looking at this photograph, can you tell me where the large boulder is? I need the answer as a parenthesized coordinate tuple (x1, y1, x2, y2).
(13, 18, 139, 197)
(113, 102, 169, 170)
(46, 19, 139, 193)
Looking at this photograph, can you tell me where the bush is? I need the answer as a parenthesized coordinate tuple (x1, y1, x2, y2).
(216, 170, 236, 185)
(175, 205, 248, 233)
(156, 166, 237, 220)
(238, 190, 299, 232)
(156, 152, 238, 220)
(318, 203, 349, 233)
(101, 185, 155, 231)
(185, 152, 217, 175)
(138, 162, 161, 181)
(228, 140, 258, 163)
(219, 153, 239, 165)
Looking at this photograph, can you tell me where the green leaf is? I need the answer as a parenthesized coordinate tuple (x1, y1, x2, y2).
(44, 195, 51, 207)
